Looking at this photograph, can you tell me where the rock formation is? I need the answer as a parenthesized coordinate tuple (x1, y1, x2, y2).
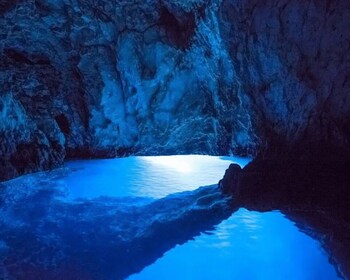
(1, 0, 349, 180)
(219, 158, 350, 279)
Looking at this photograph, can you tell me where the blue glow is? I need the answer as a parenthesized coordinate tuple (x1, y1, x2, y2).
(0, 156, 341, 279)
(128, 208, 341, 280)
(63, 155, 251, 200)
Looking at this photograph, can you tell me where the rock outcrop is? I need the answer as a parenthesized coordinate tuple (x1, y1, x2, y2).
(219, 158, 350, 279)
(220, 0, 350, 156)
(1, 0, 349, 180)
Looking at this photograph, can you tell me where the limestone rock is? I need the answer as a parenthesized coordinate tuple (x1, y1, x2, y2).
(1, 0, 349, 180)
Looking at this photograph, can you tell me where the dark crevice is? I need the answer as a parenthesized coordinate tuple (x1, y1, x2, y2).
(55, 114, 71, 136)
(159, 6, 196, 49)
(0, 0, 20, 15)
(4, 48, 51, 65)
(34, 0, 53, 16)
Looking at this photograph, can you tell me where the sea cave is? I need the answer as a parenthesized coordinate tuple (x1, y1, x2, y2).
(0, 0, 350, 279)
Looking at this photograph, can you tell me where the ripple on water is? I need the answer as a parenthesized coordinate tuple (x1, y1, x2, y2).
(0, 156, 342, 280)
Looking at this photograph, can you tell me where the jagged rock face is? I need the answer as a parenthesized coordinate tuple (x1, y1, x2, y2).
(0, 0, 258, 180)
(220, 0, 350, 155)
(1, 0, 349, 180)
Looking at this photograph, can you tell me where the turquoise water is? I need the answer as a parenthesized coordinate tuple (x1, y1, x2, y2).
(62, 155, 251, 200)
(65, 155, 340, 280)
(0, 156, 342, 279)
(128, 208, 339, 280)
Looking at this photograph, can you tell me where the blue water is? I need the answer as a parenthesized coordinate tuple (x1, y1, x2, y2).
(0, 155, 342, 279)
(66, 155, 339, 279)
(128, 208, 339, 280)
(63, 155, 251, 200)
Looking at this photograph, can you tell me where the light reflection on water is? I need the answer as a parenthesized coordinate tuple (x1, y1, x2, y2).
(128, 208, 341, 280)
(53, 155, 338, 280)
(63, 155, 250, 200)
(2, 155, 342, 279)
(63, 155, 340, 279)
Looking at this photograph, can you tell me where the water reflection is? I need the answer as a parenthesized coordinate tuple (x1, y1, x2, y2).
(128, 209, 341, 280)
(63, 155, 251, 200)
(0, 156, 342, 280)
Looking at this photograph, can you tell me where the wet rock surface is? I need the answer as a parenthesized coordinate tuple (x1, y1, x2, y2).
(1, 0, 349, 180)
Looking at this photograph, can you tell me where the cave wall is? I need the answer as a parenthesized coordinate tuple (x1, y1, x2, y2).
(0, 0, 349, 180)
(220, 0, 350, 157)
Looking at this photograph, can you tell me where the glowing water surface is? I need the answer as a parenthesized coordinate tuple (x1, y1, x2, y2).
(62, 155, 341, 280)
(1, 156, 342, 279)
(63, 155, 251, 200)
(128, 208, 340, 280)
